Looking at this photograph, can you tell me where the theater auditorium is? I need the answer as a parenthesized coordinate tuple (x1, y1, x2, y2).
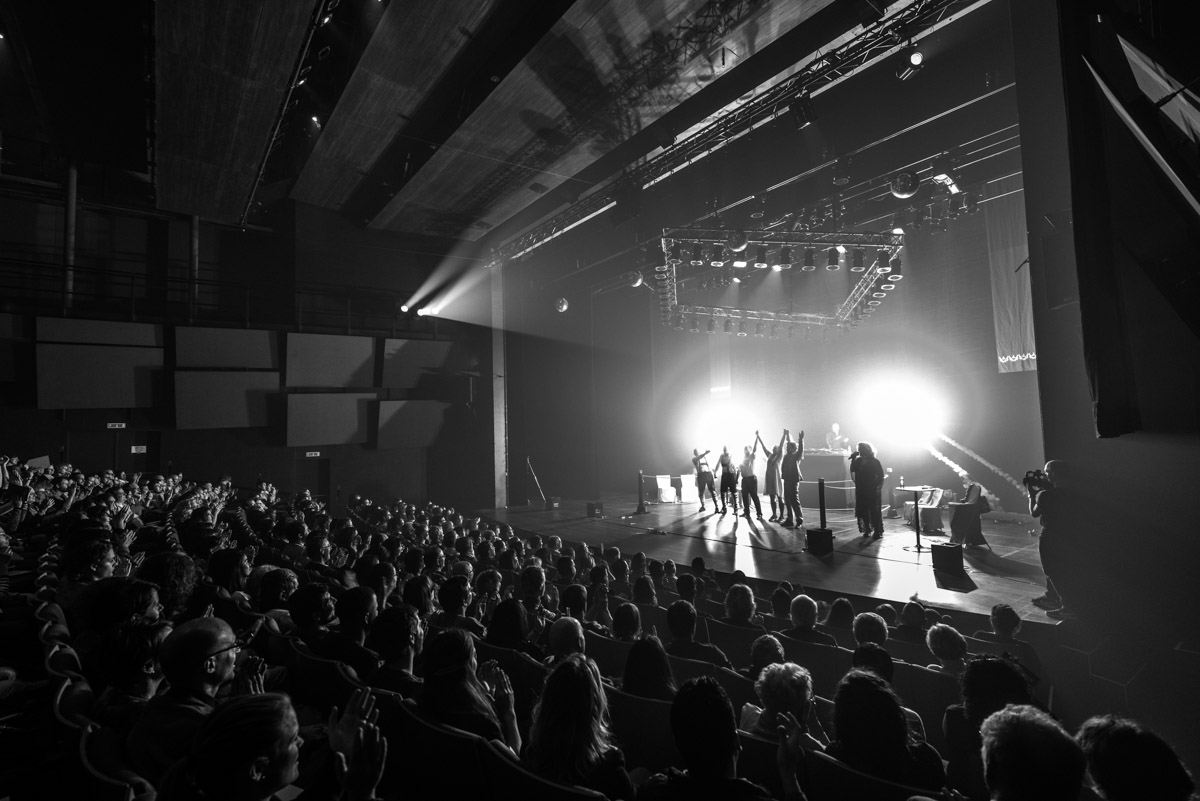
(1, 0, 1197, 799)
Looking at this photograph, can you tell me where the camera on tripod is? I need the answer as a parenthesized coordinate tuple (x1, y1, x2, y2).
(1023, 469, 1053, 493)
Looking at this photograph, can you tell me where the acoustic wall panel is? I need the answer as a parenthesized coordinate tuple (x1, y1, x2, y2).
(36, 344, 163, 409)
(380, 339, 453, 389)
(175, 372, 279, 429)
(285, 333, 375, 388)
(286, 393, 377, 446)
(38, 318, 162, 347)
(177, 327, 280, 369)
(376, 400, 448, 448)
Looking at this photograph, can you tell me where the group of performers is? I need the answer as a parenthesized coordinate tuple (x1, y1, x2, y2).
(691, 426, 886, 539)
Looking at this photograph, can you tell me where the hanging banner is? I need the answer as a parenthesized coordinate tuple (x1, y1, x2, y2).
(985, 177, 1037, 373)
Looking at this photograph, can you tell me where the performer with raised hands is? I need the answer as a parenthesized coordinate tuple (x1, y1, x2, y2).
(692, 448, 719, 512)
(716, 446, 739, 515)
(779, 428, 805, 527)
(740, 439, 763, 521)
(754, 431, 781, 521)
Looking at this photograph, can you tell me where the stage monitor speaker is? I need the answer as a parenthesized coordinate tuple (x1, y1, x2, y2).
(932, 542, 964, 573)
(545, 496, 561, 510)
(805, 527, 833, 556)
(587, 502, 604, 518)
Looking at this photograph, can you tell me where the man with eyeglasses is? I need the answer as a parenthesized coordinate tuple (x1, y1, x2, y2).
(126, 617, 265, 784)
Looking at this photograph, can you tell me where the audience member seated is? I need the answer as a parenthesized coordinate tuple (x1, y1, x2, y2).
(255, 568, 298, 633)
(740, 635, 785, 681)
(286, 582, 335, 649)
(770, 583, 793, 619)
(739, 662, 827, 749)
(309, 586, 380, 680)
(648, 558, 666, 589)
(926, 623, 968, 676)
(851, 643, 927, 741)
(429, 574, 486, 637)
(778, 594, 837, 647)
(401, 574, 436, 619)
(137, 551, 199, 623)
(979, 704, 1084, 801)
(128, 617, 265, 785)
(524, 654, 636, 800)
(358, 560, 399, 610)
(366, 603, 424, 700)
(638, 677, 780, 801)
(720, 584, 766, 630)
(468, 568, 502, 625)
(518, 564, 552, 640)
(554, 556, 577, 586)
(545, 616, 586, 666)
(661, 559, 678, 590)
(852, 611, 889, 647)
(823, 597, 855, 630)
(633, 575, 658, 606)
(621, 635, 676, 702)
(586, 581, 615, 630)
(613, 602, 642, 642)
(610, 559, 633, 599)
(665, 600, 731, 668)
(826, 669, 945, 792)
(486, 597, 545, 661)
(1076, 714, 1196, 801)
(942, 655, 1034, 801)
(200, 547, 253, 606)
(58, 537, 119, 611)
(889, 601, 928, 644)
(419, 628, 521, 753)
(676, 574, 712, 619)
(972, 603, 1043, 680)
(874, 603, 898, 627)
(92, 618, 172, 731)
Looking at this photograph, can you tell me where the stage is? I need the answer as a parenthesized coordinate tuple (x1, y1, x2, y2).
(484, 494, 1057, 625)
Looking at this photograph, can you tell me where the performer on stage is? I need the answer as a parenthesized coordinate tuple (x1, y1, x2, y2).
(849, 441, 884, 539)
(716, 446, 739, 515)
(755, 431, 782, 521)
(1028, 460, 1084, 619)
(825, 422, 851, 452)
(740, 441, 763, 521)
(779, 429, 804, 527)
(692, 448, 718, 512)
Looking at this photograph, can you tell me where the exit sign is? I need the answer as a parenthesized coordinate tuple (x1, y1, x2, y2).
(130, 445, 147, 454)
(106, 422, 127, 429)
(305, 451, 321, 458)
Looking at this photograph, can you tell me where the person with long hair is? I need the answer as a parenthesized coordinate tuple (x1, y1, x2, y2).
(419, 628, 521, 753)
(621, 635, 676, 702)
(485, 597, 545, 660)
(525, 654, 636, 800)
(849, 441, 885, 539)
(827, 669, 944, 791)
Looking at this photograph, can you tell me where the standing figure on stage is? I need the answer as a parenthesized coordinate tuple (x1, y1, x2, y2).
(849, 441, 885, 539)
(755, 431, 782, 521)
(1028, 460, 1084, 619)
(692, 448, 719, 512)
(716, 446, 739, 515)
(740, 440, 763, 521)
(826, 422, 851, 452)
(779, 429, 805, 527)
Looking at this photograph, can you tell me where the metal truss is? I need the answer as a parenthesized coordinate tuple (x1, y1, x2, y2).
(661, 228, 904, 248)
(491, 0, 975, 264)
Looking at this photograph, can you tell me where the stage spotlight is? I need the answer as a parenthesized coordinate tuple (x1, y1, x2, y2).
(789, 91, 816, 129)
(689, 316, 700, 333)
(400, 304, 410, 313)
(855, 372, 947, 452)
(724, 319, 733, 334)
(876, 248, 889, 271)
(753, 245, 768, 269)
(880, 281, 896, 290)
(710, 246, 727, 267)
(801, 248, 816, 271)
(897, 45, 924, 80)
(749, 197, 767, 219)
(769, 324, 779, 339)
(737, 321, 748, 337)
(755, 323, 765, 338)
(706, 318, 716, 334)
(669, 243, 683, 262)
(850, 249, 865, 272)
(832, 157, 851, 186)
(867, 299, 882, 306)
(673, 314, 685, 329)
(775, 247, 793, 270)
(690, 243, 705, 266)
(825, 248, 840, 270)
(416, 307, 428, 316)
(890, 215, 905, 234)
(889, 256, 903, 278)
(732, 256, 749, 268)
(872, 291, 886, 298)
(963, 193, 980, 214)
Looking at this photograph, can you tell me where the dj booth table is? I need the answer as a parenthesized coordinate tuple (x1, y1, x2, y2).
(799, 451, 854, 509)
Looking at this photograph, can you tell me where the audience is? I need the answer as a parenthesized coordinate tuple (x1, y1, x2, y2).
(418, 628, 521, 753)
(720, 584, 765, 630)
(664, 600, 731, 668)
(1076, 714, 1196, 801)
(525, 654, 636, 800)
(429, 574, 485, 637)
(309, 586, 380, 681)
(779, 594, 836, 646)
(545, 615, 586, 666)
(485, 597, 544, 660)
(92, 618, 172, 731)
(741, 634, 785, 682)
(622, 635, 676, 702)
(889, 600, 928, 644)
(979, 704, 1084, 801)
(739, 662, 827, 749)
(852, 611, 889, 647)
(366, 603, 424, 699)
(972, 603, 1043, 679)
(926, 623, 969, 676)
(824, 596, 855, 630)
(612, 601, 642, 642)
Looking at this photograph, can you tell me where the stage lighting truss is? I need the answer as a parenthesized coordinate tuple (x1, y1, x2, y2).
(660, 228, 904, 332)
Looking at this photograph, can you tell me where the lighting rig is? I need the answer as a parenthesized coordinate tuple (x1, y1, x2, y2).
(656, 228, 904, 335)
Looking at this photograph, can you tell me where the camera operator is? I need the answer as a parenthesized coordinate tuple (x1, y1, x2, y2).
(1027, 460, 1084, 619)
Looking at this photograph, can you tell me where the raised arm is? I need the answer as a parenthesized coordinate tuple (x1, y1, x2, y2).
(779, 429, 789, 453)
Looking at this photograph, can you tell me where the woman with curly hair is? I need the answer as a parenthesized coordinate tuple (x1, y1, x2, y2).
(525, 654, 635, 800)
(136, 551, 198, 622)
(419, 628, 521, 754)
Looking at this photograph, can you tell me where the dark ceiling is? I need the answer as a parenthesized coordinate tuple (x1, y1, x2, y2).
(1, 0, 1015, 261)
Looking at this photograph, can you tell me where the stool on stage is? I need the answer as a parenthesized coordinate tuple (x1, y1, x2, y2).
(903, 488, 945, 533)
(655, 475, 678, 503)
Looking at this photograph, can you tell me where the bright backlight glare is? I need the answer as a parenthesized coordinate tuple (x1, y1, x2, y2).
(400, 304, 409, 313)
(909, 49, 924, 66)
(853, 372, 948, 453)
(680, 391, 765, 458)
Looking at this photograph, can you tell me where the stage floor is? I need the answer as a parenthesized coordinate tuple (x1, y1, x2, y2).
(484, 496, 1056, 624)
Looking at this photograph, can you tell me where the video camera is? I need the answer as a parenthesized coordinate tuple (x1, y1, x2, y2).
(1023, 469, 1053, 493)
